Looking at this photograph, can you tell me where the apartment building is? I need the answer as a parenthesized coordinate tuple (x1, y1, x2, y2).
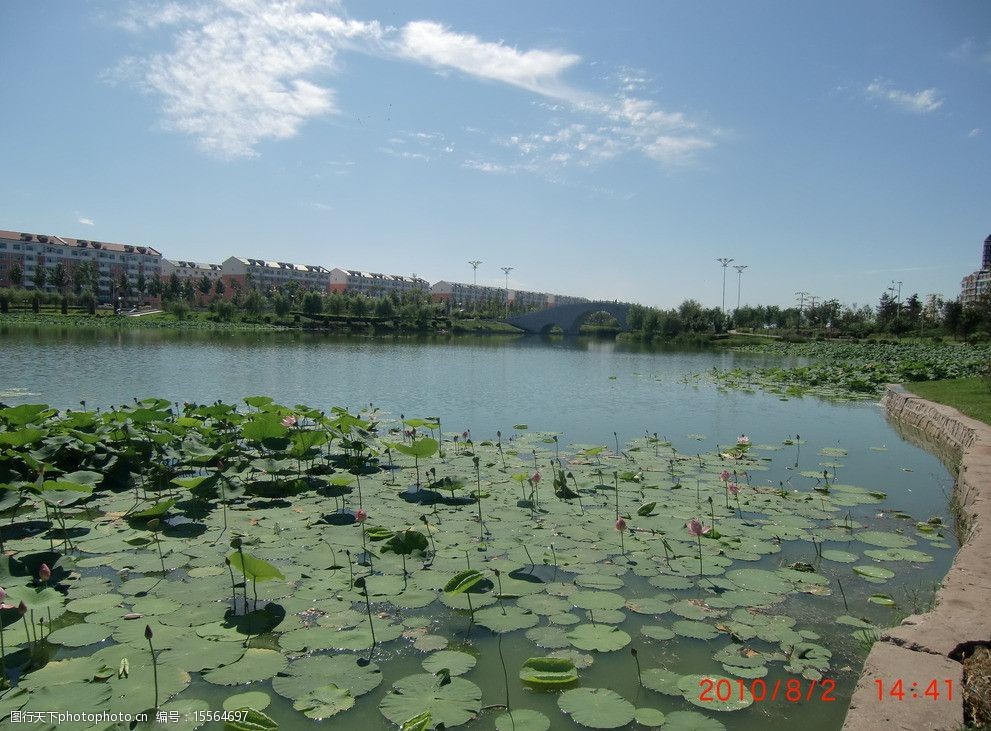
(431, 280, 589, 309)
(0, 229, 161, 300)
(960, 234, 991, 307)
(162, 259, 223, 282)
(328, 268, 429, 297)
(221, 256, 332, 293)
(430, 281, 507, 306)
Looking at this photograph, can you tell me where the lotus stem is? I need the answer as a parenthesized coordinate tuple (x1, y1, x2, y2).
(346, 550, 354, 585)
(225, 557, 237, 614)
(474, 457, 483, 540)
(30, 610, 38, 647)
(146, 625, 159, 710)
(614, 431, 619, 455)
(550, 544, 558, 579)
(613, 471, 620, 520)
(466, 591, 474, 638)
(357, 577, 376, 663)
(631, 647, 642, 687)
(498, 631, 510, 712)
(494, 569, 506, 615)
(836, 577, 849, 612)
(697, 535, 703, 580)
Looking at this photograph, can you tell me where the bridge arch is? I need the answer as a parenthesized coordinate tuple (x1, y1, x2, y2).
(505, 302, 630, 335)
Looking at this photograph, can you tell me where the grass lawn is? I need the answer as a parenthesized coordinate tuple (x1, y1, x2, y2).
(907, 377, 991, 426)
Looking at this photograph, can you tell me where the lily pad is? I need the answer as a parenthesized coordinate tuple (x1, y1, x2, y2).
(558, 687, 635, 729)
(379, 673, 482, 729)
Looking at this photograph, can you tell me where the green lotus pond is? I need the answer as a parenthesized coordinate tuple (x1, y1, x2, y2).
(0, 328, 957, 730)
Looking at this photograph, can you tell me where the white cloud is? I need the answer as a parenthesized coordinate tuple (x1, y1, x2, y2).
(395, 21, 582, 101)
(112, 3, 716, 168)
(78, 217, 95, 226)
(115, 0, 383, 159)
(865, 78, 943, 114)
(969, 128, 983, 138)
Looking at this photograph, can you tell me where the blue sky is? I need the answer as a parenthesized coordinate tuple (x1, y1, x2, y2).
(0, 1, 988, 309)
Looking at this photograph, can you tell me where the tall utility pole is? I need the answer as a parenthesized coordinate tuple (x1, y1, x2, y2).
(500, 266, 514, 317)
(733, 265, 748, 312)
(468, 260, 482, 287)
(467, 260, 482, 313)
(717, 258, 734, 314)
(888, 280, 903, 330)
(795, 291, 809, 330)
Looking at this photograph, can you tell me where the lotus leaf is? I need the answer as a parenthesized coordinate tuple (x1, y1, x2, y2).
(558, 687, 635, 729)
(379, 673, 482, 729)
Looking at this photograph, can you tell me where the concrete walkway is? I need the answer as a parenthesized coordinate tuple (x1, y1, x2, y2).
(842, 385, 991, 730)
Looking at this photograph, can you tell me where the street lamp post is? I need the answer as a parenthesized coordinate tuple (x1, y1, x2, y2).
(467, 260, 482, 313)
(500, 267, 514, 317)
(733, 264, 748, 312)
(795, 291, 809, 331)
(716, 258, 734, 315)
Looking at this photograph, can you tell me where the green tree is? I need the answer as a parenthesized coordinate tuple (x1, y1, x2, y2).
(32, 264, 47, 291)
(167, 272, 182, 299)
(272, 292, 291, 317)
(214, 278, 226, 297)
(198, 274, 213, 297)
(181, 278, 196, 303)
(80, 287, 96, 315)
(136, 271, 147, 296)
(8, 263, 23, 288)
(147, 273, 163, 298)
(302, 291, 323, 315)
(51, 261, 70, 294)
(243, 290, 265, 317)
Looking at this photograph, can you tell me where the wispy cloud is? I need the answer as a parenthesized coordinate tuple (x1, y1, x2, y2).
(394, 21, 583, 102)
(865, 78, 943, 114)
(113, 0, 383, 159)
(78, 217, 95, 226)
(969, 128, 983, 138)
(111, 1, 716, 169)
(950, 38, 991, 69)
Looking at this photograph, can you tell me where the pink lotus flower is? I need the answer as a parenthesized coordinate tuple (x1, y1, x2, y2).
(720, 470, 731, 482)
(0, 587, 12, 610)
(687, 518, 710, 538)
(38, 563, 51, 583)
(728, 482, 740, 496)
(462, 431, 469, 440)
(281, 415, 297, 428)
(737, 435, 750, 445)
(530, 472, 541, 484)
(354, 508, 368, 523)
(615, 517, 627, 532)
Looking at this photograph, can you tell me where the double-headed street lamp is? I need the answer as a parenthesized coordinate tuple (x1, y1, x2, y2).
(468, 260, 482, 287)
(500, 266, 514, 317)
(716, 258, 734, 315)
(733, 264, 748, 312)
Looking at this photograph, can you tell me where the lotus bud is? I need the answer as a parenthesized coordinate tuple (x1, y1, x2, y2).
(615, 517, 627, 532)
(38, 563, 51, 583)
(144, 624, 153, 640)
(353, 577, 366, 589)
(147, 519, 160, 531)
(230, 537, 242, 549)
(354, 509, 368, 523)
(17, 601, 27, 616)
(493, 568, 500, 577)
(630, 647, 638, 657)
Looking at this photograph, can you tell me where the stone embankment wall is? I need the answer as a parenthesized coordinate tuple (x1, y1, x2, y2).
(843, 385, 991, 730)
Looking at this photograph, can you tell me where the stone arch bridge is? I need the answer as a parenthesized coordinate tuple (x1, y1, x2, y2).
(505, 301, 631, 334)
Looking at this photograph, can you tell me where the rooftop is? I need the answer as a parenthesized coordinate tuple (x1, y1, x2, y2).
(0, 229, 161, 256)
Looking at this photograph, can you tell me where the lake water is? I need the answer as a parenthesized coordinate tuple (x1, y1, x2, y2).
(0, 325, 957, 730)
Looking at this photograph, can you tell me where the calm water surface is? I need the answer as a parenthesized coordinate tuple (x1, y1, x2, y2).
(0, 326, 957, 730)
